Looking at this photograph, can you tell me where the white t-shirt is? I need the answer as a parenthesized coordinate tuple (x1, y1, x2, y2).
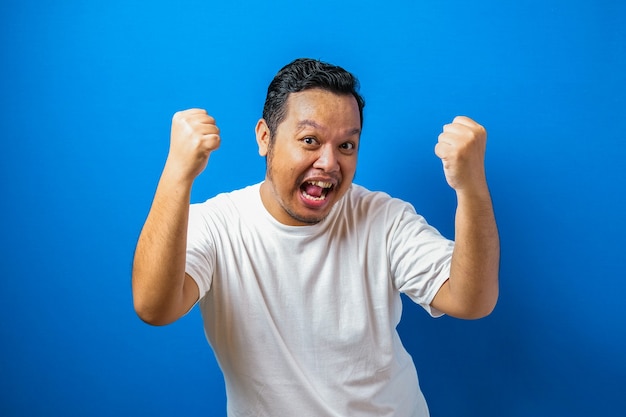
(186, 183, 454, 417)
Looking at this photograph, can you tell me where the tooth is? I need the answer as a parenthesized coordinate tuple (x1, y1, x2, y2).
(309, 181, 332, 188)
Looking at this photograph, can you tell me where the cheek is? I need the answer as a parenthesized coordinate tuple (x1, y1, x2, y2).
(341, 157, 358, 177)
(282, 153, 313, 179)
(270, 157, 301, 191)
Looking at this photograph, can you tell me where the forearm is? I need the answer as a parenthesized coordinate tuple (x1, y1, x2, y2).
(447, 186, 500, 318)
(132, 165, 194, 324)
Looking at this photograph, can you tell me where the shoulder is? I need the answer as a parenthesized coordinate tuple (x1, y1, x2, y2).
(342, 183, 417, 218)
(192, 183, 260, 209)
(329, 184, 422, 235)
(189, 183, 261, 225)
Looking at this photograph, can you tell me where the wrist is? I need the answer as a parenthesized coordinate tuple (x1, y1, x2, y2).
(160, 160, 197, 189)
(455, 182, 493, 207)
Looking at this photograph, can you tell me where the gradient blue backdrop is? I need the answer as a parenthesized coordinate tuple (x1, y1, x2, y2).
(1, 0, 625, 416)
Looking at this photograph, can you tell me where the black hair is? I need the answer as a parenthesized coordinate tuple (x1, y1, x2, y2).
(262, 58, 365, 138)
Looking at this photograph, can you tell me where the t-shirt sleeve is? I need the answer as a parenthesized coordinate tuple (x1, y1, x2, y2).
(388, 203, 454, 317)
(185, 202, 217, 300)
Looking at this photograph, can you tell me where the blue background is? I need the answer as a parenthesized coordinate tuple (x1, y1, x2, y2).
(1, 0, 625, 416)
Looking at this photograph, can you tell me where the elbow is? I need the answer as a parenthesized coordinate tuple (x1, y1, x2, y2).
(443, 284, 499, 320)
(451, 271, 500, 320)
(134, 306, 176, 326)
(459, 291, 499, 320)
(132, 292, 177, 326)
(132, 270, 183, 326)
(134, 301, 166, 326)
(134, 310, 164, 327)
(462, 299, 497, 320)
(450, 305, 495, 320)
(432, 277, 499, 320)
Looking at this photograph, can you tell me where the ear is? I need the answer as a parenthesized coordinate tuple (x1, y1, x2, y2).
(255, 118, 270, 157)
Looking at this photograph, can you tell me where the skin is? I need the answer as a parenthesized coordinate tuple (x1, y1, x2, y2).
(255, 89, 361, 226)
(430, 116, 500, 318)
(132, 93, 499, 325)
(132, 109, 217, 325)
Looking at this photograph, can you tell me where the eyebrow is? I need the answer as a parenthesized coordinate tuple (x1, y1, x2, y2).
(296, 119, 361, 136)
(296, 119, 322, 130)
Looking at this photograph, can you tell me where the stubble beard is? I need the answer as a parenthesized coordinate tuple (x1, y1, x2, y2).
(265, 143, 330, 225)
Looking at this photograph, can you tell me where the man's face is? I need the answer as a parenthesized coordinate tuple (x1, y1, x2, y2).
(256, 88, 361, 226)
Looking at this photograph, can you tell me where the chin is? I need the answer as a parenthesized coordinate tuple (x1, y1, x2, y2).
(284, 206, 330, 225)
(290, 212, 328, 225)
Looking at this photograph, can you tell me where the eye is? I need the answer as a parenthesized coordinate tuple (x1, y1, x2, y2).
(302, 136, 319, 146)
(340, 142, 356, 152)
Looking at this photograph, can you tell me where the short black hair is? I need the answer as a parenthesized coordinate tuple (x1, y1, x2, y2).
(262, 58, 365, 138)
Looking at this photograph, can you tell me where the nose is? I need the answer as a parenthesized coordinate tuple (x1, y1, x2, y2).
(313, 144, 340, 173)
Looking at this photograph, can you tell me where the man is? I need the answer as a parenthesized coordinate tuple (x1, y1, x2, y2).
(132, 58, 499, 416)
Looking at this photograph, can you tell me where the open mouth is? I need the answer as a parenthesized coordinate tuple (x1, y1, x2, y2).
(300, 180, 334, 202)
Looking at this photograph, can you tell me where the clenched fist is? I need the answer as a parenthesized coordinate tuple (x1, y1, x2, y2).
(166, 108, 221, 182)
(435, 116, 488, 193)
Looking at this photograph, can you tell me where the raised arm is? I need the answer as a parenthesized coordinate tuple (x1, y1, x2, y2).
(132, 109, 220, 326)
(430, 116, 500, 319)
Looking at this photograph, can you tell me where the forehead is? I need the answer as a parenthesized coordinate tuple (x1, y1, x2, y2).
(280, 89, 361, 135)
